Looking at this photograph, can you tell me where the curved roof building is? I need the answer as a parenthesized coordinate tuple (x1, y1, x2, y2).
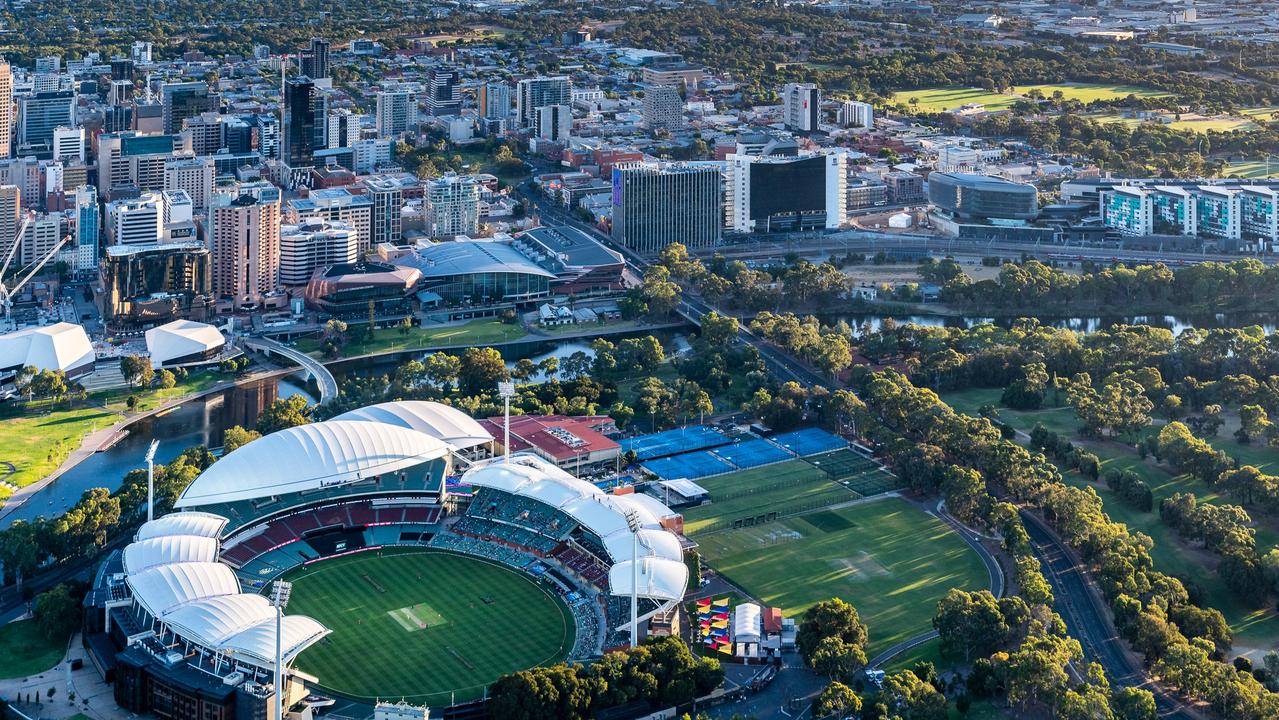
(928, 172, 1039, 221)
(332, 400, 493, 450)
(0, 322, 95, 377)
(145, 319, 226, 368)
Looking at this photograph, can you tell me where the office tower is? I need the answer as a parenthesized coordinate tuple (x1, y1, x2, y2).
(725, 153, 846, 233)
(352, 139, 392, 174)
(0, 63, 12, 160)
(327, 109, 363, 149)
(253, 114, 279, 159)
(282, 77, 318, 168)
(534, 105, 571, 143)
(183, 111, 229, 155)
(839, 100, 874, 129)
(642, 86, 684, 132)
(18, 91, 75, 154)
(285, 189, 372, 253)
(34, 56, 60, 74)
(106, 193, 164, 245)
(161, 81, 217, 134)
(0, 185, 19, 264)
(479, 83, 512, 120)
(75, 185, 99, 270)
(516, 77, 571, 129)
(131, 42, 153, 64)
(52, 126, 85, 162)
(279, 218, 358, 285)
(363, 176, 402, 246)
(98, 241, 212, 329)
(221, 116, 253, 154)
(375, 90, 417, 138)
(300, 38, 331, 81)
(783, 83, 821, 133)
(19, 213, 59, 267)
(426, 66, 461, 116)
(164, 156, 214, 211)
(254, 45, 271, 61)
(108, 79, 133, 107)
(208, 187, 282, 304)
(425, 174, 480, 238)
(611, 163, 721, 254)
(32, 73, 61, 94)
(111, 59, 134, 81)
(311, 90, 330, 152)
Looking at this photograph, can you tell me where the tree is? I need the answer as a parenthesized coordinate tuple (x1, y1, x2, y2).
(933, 589, 1009, 662)
(458, 347, 509, 396)
(797, 599, 869, 667)
(0, 520, 42, 588)
(33, 584, 81, 642)
(813, 681, 861, 718)
(1110, 687, 1157, 720)
(157, 369, 177, 389)
(1239, 404, 1271, 443)
(423, 352, 461, 390)
(810, 636, 867, 681)
(255, 395, 312, 434)
(222, 425, 262, 453)
(881, 668, 947, 720)
(511, 358, 539, 382)
(120, 355, 154, 388)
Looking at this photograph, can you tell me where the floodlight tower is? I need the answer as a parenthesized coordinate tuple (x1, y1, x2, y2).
(498, 381, 515, 463)
(271, 580, 293, 720)
(623, 507, 643, 647)
(145, 439, 159, 522)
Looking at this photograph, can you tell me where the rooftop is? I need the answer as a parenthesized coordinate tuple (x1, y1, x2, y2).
(397, 240, 556, 280)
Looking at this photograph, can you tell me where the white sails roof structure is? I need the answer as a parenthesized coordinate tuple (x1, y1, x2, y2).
(0, 322, 95, 375)
(136, 512, 229, 541)
(145, 319, 226, 368)
(176, 420, 451, 507)
(608, 558, 689, 602)
(123, 535, 219, 573)
(127, 561, 241, 617)
(332, 400, 494, 450)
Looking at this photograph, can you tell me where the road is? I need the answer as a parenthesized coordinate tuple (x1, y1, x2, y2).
(1022, 512, 1195, 719)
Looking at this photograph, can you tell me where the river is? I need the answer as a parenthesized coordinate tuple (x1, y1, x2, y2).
(3, 312, 1270, 528)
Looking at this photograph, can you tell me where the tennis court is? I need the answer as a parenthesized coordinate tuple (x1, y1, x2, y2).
(643, 451, 736, 480)
(621, 426, 731, 461)
(807, 449, 902, 497)
(770, 428, 849, 457)
(713, 439, 795, 469)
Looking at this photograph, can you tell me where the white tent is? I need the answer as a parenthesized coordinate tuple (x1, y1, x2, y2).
(0, 322, 94, 376)
(145, 319, 225, 368)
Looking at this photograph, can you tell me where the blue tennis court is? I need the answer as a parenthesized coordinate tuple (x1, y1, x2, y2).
(770, 428, 849, 457)
(621, 426, 730, 461)
(713, 439, 795, 469)
(642, 451, 736, 480)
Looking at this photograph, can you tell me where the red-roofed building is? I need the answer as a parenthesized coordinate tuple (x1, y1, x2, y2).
(479, 415, 621, 470)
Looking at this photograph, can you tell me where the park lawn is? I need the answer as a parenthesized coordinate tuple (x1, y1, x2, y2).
(296, 319, 529, 358)
(1091, 113, 1260, 134)
(1225, 161, 1279, 179)
(0, 406, 122, 497)
(100, 370, 224, 413)
(694, 496, 989, 658)
(681, 460, 859, 534)
(282, 549, 573, 703)
(892, 83, 1166, 113)
(0, 619, 66, 678)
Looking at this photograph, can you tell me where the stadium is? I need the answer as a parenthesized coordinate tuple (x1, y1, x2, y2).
(85, 401, 688, 720)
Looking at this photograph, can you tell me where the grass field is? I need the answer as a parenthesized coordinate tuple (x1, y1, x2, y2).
(1226, 160, 1279, 179)
(680, 460, 859, 534)
(294, 319, 529, 358)
(694, 496, 989, 657)
(282, 549, 573, 702)
(806, 449, 903, 496)
(0, 619, 66, 679)
(941, 387, 1279, 648)
(891, 83, 1167, 113)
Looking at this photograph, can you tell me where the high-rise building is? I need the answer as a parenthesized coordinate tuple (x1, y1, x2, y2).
(98, 241, 212, 329)
(52, 126, 85, 163)
(479, 83, 512, 120)
(611, 163, 721, 254)
(208, 187, 282, 304)
(352, 139, 393, 174)
(1241, 186, 1279, 252)
(783, 83, 821, 133)
(534, 105, 572, 143)
(375, 90, 417, 138)
(110, 59, 134, 81)
(285, 188, 373, 253)
(363, 176, 402, 246)
(642, 86, 684, 132)
(19, 213, 60, 267)
(282, 77, 318, 169)
(1195, 186, 1241, 241)
(32, 73, 61, 94)
(18, 91, 75, 154)
(0, 63, 12, 160)
(0, 185, 19, 264)
(131, 42, 153, 65)
(839, 100, 874, 129)
(426, 174, 480, 238)
(1100, 187, 1153, 236)
(327, 109, 363, 149)
(300, 38, 331, 81)
(426, 66, 461, 116)
(1151, 186, 1196, 235)
(161, 82, 217, 135)
(279, 218, 358, 285)
(253, 114, 279, 159)
(164, 156, 214, 211)
(106, 193, 164, 246)
(725, 153, 847, 233)
(75, 185, 99, 270)
(516, 77, 571, 129)
(34, 56, 60, 74)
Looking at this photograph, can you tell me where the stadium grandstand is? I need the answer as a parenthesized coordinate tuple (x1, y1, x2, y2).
(84, 400, 688, 720)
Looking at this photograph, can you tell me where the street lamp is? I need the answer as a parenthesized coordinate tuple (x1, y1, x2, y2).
(498, 381, 515, 463)
(145, 440, 159, 522)
(271, 580, 293, 720)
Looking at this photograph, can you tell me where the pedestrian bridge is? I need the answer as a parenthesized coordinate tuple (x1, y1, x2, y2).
(242, 336, 338, 404)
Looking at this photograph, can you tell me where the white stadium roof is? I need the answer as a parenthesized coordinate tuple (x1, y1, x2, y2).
(333, 400, 494, 450)
(219, 615, 331, 667)
(136, 512, 229, 540)
(608, 558, 689, 602)
(176, 420, 451, 507)
(127, 561, 241, 617)
(145, 319, 226, 369)
(123, 535, 219, 573)
(162, 594, 277, 645)
(602, 527, 683, 562)
(0, 322, 94, 374)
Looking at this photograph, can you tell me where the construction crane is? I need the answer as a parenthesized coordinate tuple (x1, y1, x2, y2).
(0, 215, 70, 328)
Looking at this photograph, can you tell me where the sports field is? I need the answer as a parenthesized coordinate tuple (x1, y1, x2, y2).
(694, 497, 989, 656)
(891, 83, 1167, 113)
(807, 449, 903, 496)
(680, 460, 858, 534)
(281, 549, 574, 702)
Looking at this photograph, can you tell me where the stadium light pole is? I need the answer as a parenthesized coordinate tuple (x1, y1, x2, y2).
(623, 508, 643, 647)
(271, 580, 293, 720)
(145, 439, 160, 522)
(498, 381, 515, 463)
